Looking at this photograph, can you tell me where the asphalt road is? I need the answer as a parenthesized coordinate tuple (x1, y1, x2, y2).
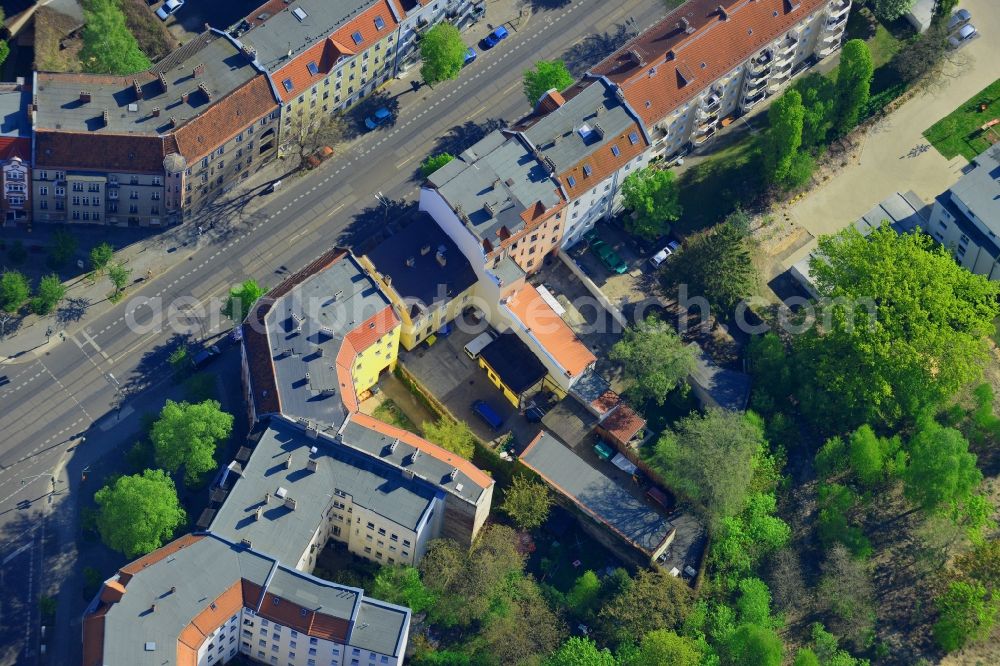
(0, 0, 672, 663)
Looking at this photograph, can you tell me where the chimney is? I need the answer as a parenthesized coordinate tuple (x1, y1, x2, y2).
(264, 492, 271, 504)
(168, 116, 177, 128)
(389, 440, 398, 453)
(152, 106, 160, 117)
(241, 538, 252, 548)
(198, 82, 212, 103)
(254, 507, 263, 520)
(405, 256, 415, 267)
(242, 44, 257, 60)
(158, 72, 168, 93)
(449, 468, 458, 480)
(307, 459, 318, 472)
(284, 497, 297, 510)
(681, 17, 695, 34)
(102, 109, 109, 127)
(420, 244, 432, 255)
(284, 454, 293, 469)
(79, 90, 91, 103)
(436, 250, 447, 268)
(193, 63, 205, 78)
(717, 5, 729, 20)
(182, 92, 190, 104)
(409, 451, 420, 464)
(150, 603, 157, 613)
(133, 80, 143, 100)
(169, 586, 176, 595)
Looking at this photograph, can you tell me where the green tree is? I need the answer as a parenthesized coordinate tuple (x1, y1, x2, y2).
(649, 409, 767, 527)
(0, 40, 9, 69)
(79, 0, 151, 74)
(759, 89, 804, 186)
(737, 577, 775, 627)
(955, 540, 1000, 591)
(89, 242, 114, 273)
(223, 279, 267, 322)
(933, 580, 999, 652)
(629, 630, 702, 666)
(725, 624, 783, 666)
(566, 570, 601, 615)
(713, 493, 791, 584)
(817, 545, 876, 650)
(107, 262, 131, 299)
(32, 274, 66, 315)
(420, 153, 455, 178)
(420, 23, 466, 86)
(545, 637, 616, 666)
(372, 566, 436, 613)
(815, 436, 847, 480)
(523, 60, 574, 106)
(500, 474, 553, 530)
(807, 623, 868, 666)
(794, 73, 835, 147)
(48, 230, 77, 268)
(620, 167, 682, 239)
(833, 40, 874, 136)
(816, 483, 871, 558)
(797, 225, 1000, 430)
(662, 220, 758, 315)
(421, 417, 475, 459)
(0, 270, 30, 312)
(847, 424, 901, 487)
(904, 418, 983, 519)
(596, 568, 692, 646)
(793, 648, 821, 666)
(610, 315, 696, 406)
(168, 344, 189, 373)
(151, 399, 234, 486)
(747, 332, 794, 413)
(872, 0, 915, 21)
(476, 576, 566, 664)
(94, 469, 186, 558)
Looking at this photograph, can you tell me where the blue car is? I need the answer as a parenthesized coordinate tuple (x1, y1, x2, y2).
(472, 400, 504, 431)
(463, 47, 477, 66)
(364, 107, 392, 130)
(481, 25, 509, 49)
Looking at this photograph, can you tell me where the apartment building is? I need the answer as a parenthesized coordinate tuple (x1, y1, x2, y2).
(360, 212, 479, 350)
(82, 533, 411, 666)
(240, 247, 495, 549)
(0, 82, 31, 224)
(929, 146, 1000, 280)
(32, 30, 279, 226)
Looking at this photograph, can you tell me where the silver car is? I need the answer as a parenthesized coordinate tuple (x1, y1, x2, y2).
(947, 9, 972, 32)
(948, 23, 977, 49)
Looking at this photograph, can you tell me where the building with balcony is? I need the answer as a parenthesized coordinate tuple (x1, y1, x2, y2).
(32, 30, 280, 226)
(82, 533, 411, 666)
(0, 81, 31, 225)
(240, 247, 494, 549)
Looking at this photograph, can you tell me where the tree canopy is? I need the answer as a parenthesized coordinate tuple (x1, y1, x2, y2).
(500, 474, 553, 530)
(523, 60, 574, 106)
(649, 409, 768, 527)
(903, 418, 983, 519)
(629, 630, 702, 666)
(422, 418, 476, 459)
(797, 225, 1000, 429)
(545, 637, 616, 666)
(32, 274, 66, 315)
(620, 167, 682, 239)
(90, 242, 114, 273)
(421, 153, 455, 178)
(662, 217, 758, 315)
(725, 624, 783, 666)
(151, 399, 234, 485)
(933, 580, 998, 652)
(420, 23, 467, 86)
(794, 74, 835, 148)
(223, 279, 267, 322)
(610, 315, 696, 405)
(372, 565, 436, 613)
(873, 0, 915, 22)
(759, 89, 804, 187)
(0, 270, 30, 312)
(833, 40, 874, 136)
(80, 0, 151, 74)
(596, 568, 692, 646)
(94, 469, 186, 557)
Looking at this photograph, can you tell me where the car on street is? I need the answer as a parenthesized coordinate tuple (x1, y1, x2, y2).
(949, 23, 977, 48)
(481, 25, 509, 49)
(947, 8, 972, 32)
(463, 47, 477, 66)
(591, 240, 628, 274)
(156, 0, 184, 20)
(649, 240, 680, 269)
(364, 107, 392, 130)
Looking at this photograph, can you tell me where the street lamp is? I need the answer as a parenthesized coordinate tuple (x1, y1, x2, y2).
(45, 327, 53, 343)
(374, 192, 390, 223)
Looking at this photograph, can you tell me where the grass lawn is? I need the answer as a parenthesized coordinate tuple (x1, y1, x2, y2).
(924, 78, 1000, 161)
(845, 7, 908, 69)
(676, 137, 763, 235)
(372, 399, 420, 434)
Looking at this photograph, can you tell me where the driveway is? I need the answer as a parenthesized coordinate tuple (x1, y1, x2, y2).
(782, 0, 1000, 271)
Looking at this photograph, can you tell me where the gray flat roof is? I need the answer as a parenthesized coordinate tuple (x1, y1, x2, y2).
(520, 431, 671, 554)
(339, 419, 489, 504)
(265, 253, 390, 429)
(950, 146, 1000, 237)
(240, 0, 380, 72)
(524, 81, 636, 174)
(210, 417, 437, 564)
(35, 31, 259, 134)
(354, 599, 410, 656)
(0, 86, 30, 137)
(366, 212, 477, 317)
(428, 130, 562, 245)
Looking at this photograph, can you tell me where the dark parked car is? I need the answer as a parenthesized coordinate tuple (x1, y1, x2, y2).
(191, 345, 221, 370)
(472, 399, 504, 430)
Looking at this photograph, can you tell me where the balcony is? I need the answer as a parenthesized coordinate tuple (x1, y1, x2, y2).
(693, 127, 717, 146)
(829, 0, 851, 17)
(700, 93, 722, 114)
(747, 51, 773, 76)
(742, 91, 766, 111)
(779, 35, 798, 54)
(825, 12, 848, 31)
(696, 114, 719, 133)
(821, 25, 845, 44)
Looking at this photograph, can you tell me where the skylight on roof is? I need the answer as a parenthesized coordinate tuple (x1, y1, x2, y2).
(292, 7, 308, 21)
(583, 164, 592, 177)
(577, 123, 594, 140)
(567, 176, 577, 187)
(282, 78, 294, 92)
(628, 131, 639, 145)
(374, 16, 385, 30)
(352, 31, 364, 45)
(307, 61, 319, 75)
(611, 145, 620, 157)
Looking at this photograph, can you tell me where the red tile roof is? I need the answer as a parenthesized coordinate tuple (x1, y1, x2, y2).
(173, 76, 277, 161)
(559, 117, 648, 200)
(600, 403, 647, 446)
(270, 0, 400, 101)
(536, 89, 566, 113)
(505, 284, 597, 378)
(0, 137, 29, 161)
(589, 0, 827, 127)
(178, 582, 244, 652)
(591, 389, 621, 417)
(34, 130, 168, 172)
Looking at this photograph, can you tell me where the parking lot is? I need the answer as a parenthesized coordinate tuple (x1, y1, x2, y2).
(398, 322, 542, 448)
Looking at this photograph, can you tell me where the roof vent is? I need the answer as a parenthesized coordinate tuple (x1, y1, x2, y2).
(405, 256, 415, 267)
(284, 497, 297, 510)
(275, 487, 288, 499)
(310, 446, 318, 454)
(144, 642, 157, 651)
(127, 103, 138, 113)
(133, 80, 143, 99)
(455, 483, 464, 492)
(149, 603, 157, 613)
(307, 459, 318, 472)
(264, 492, 271, 504)
(79, 90, 91, 103)
(292, 7, 308, 21)
(420, 244, 432, 255)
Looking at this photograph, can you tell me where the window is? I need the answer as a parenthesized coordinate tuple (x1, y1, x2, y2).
(374, 15, 385, 30)
(611, 145, 620, 157)
(307, 61, 319, 75)
(152, 176, 161, 186)
(352, 31, 363, 45)
(583, 164, 592, 176)
(40, 186, 48, 196)
(283, 79, 294, 92)
(567, 176, 576, 187)
(628, 131, 639, 144)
